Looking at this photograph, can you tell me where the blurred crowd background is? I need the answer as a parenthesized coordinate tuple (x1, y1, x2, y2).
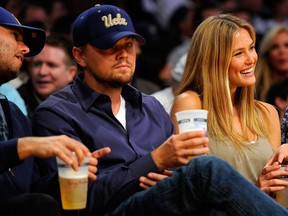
(0, 0, 287, 107)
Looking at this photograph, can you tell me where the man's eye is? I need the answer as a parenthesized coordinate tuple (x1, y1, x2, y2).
(271, 44, 279, 51)
(125, 42, 133, 48)
(47, 63, 57, 68)
(123, 42, 133, 51)
(12, 32, 19, 40)
(33, 62, 42, 67)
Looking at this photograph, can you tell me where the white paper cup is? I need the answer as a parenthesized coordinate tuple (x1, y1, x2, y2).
(56, 154, 89, 210)
(175, 109, 208, 134)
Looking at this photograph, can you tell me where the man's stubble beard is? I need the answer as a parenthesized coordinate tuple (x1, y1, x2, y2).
(0, 41, 20, 84)
(88, 69, 133, 89)
(0, 63, 19, 85)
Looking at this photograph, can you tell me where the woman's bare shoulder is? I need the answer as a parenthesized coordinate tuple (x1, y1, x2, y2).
(176, 90, 200, 101)
(172, 90, 202, 112)
(258, 101, 278, 116)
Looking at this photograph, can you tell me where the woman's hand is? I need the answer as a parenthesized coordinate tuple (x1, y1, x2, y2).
(268, 144, 288, 165)
(256, 161, 288, 193)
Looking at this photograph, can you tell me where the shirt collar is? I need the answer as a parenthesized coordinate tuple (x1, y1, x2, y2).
(72, 74, 143, 112)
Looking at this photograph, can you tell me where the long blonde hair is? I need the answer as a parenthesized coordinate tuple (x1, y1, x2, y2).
(256, 25, 288, 101)
(177, 14, 269, 147)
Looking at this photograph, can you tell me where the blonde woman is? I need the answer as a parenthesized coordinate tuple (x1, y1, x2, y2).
(170, 14, 287, 195)
(256, 25, 288, 101)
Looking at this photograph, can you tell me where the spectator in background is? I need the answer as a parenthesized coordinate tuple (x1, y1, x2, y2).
(50, 14, 76, 42)
(158, 1, 223, 87)
(130, 35, 161, 95)
(230, 6, 252, 23)
(256, 25, 288, 101)
(152, 54, 186, 114)
(158, 5, 195, 86)
(131, 0, 194, 89)
(218, 0, 238, 12)
(2, 0, 25, 19)
(237, 0, 268, 42)
(49, 0, 69, 27)
(157, 1, 225, 87)
(193, 1, 223, 28)
(140, 0, 192, 31)
(266, 78, 288, 122)
(17, 33, 77, 118)
(21, 2, 49, 32)
(261, 0, 288, 35)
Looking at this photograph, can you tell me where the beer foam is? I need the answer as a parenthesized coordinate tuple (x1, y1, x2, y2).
(59, 174, 88, 179)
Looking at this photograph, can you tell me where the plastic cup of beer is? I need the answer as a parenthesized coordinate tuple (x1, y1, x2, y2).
(56, 154, 89, 210)
(175, 109, 208, 158)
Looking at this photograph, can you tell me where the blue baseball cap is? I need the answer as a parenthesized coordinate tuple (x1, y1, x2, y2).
(72, 4, 145, 49)
(0, 7, 46, 57)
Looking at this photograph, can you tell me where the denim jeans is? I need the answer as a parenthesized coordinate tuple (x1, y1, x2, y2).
(107, 155, 288, 216)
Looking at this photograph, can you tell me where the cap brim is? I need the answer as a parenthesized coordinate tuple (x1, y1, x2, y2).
(2, 23, 46, 57)
(89, 31, 145, 50)
(22, 25, 46, 57)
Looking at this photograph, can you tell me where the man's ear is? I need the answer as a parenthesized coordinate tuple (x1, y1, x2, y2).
(72, 47, 86, 68)
(68, 65, 78, 81)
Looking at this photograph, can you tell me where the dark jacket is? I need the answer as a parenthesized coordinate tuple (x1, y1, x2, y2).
(0, 93, 34, 200)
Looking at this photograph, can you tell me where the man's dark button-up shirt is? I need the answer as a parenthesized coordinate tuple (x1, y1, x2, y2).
(32, 74, 174, 215)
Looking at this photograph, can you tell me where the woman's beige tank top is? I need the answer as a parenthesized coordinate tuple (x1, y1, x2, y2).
(208, 137, 274, 183)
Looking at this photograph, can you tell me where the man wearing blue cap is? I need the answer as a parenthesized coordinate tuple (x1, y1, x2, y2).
(0, 6, 111, 216)
(32, 4, 288, 216)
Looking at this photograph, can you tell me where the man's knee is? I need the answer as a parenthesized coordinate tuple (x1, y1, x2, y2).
(187, 155, 226, 170)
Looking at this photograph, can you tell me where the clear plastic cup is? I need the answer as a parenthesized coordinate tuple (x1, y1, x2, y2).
(56, 154, 89, 210)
